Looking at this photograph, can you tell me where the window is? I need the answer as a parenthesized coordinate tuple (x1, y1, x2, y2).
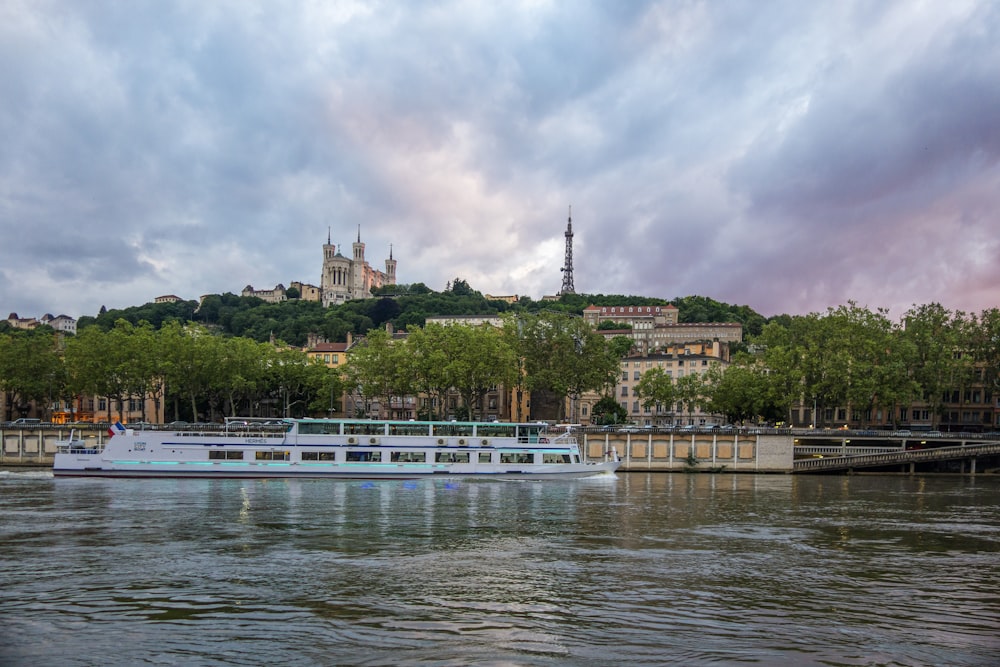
(209, 450, 244, 460)
(543, 453, 571, 463)
(632, 401, 640, 413)
(633, 370, 641, 380)
(346, 450, 381, 462)
(435, 451, 470, 463)
(478, 452, 492, 463)
(500, 452, 534, 464)
(622, 371, 629, 381)
(302, 451, 338, 461)
(390, 451, 426, 463)
(255, 451, 290, 461)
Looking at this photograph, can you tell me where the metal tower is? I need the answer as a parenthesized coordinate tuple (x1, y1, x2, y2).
(560, 206, 575, 294)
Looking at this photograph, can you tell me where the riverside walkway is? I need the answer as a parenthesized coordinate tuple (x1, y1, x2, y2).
(793, 440, 1000, 474)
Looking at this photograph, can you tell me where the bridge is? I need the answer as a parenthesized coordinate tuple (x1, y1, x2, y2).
(793, 441, 1000, 474)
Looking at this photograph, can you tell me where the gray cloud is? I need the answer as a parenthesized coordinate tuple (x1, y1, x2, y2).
(1, 1, 997, 322)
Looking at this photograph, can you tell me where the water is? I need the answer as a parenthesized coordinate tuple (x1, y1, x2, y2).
(1, 471, 997, 666)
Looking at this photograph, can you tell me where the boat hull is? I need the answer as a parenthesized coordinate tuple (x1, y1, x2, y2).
(52, 461, 620, 480)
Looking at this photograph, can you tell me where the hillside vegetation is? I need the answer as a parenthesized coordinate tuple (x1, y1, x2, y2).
(73, 280, 766, 345)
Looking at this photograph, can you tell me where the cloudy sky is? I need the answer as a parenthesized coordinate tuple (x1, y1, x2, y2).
(2, 1, 998, 322)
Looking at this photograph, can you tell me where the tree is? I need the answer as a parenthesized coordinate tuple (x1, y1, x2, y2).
(516, 312, 618, 421)
(0, 330, 64, 418)
(344, 328, 401, 417)
(702, 359, 774, 424)
(407, 324, 461, 420)
(591, 395, 628, 425)
(901, 303, 971, 427)
(675, 373, 708, 422)
(971, 308, 1000, 401)
(439, 324, 518, 421)
(633, 368, 677, 421)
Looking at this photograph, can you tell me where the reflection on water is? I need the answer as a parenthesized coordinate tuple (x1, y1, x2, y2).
(1, 471, 998, 666)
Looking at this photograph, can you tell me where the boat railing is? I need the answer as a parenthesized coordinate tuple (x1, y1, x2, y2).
(540, 430, 579, 446)
(55, 429, 106, 455)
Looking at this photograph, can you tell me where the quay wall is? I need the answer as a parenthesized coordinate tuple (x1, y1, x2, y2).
(1, 426, 106, 466)
(581, 431, 793, 473)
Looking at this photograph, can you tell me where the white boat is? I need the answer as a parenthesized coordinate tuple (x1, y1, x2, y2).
(53, 418, 620, 479)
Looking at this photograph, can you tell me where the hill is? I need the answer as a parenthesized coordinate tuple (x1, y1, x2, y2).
(75, 281, 767, 345)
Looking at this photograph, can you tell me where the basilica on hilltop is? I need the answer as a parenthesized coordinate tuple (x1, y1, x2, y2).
(241, 228, 396, 306)
(321, 227, 396, 306)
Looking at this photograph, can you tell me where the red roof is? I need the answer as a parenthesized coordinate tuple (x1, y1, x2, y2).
(310, 342, 349, 352)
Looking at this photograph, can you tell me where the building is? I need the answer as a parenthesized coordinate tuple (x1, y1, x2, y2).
(290, 281, 322, 302)
(241, 284, 287, 304)
(154, 295, 182, 304)
(50, 394, 165, 425)
(425, 315, 504, 327)
(6, 313, 77, 334)
(485, 294, 519, 304)
(575, 350, 729, 428)
(321, 229, 396, 306)
(40, 314, 77, 335)
(584, 304, 742, 356)
(6, 313, 40, 330)
(305, 335, 352, 370)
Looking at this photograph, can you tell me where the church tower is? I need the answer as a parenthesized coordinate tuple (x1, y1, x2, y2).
(385, 244, 397, 285)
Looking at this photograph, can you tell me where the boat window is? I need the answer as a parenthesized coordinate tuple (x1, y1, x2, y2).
(346, 450, 382, 462)
(209, 450, 244, 460)
(516, 425, 545, 443)
(543, 453, 572, 464)
(389, 423, 432, 436)
(298, 422, 342, 435)
(431, 423, 474, 437)
(499, 451, 535, 464)
(302, 451, 337, 461)
(478, 452, 493, 464)
(476, 424, 516, 438)
(435, 451, 470, 463)
(344, 422, 387, 436)
(255, 451, 290, 461)
(390, 451, 427, 463)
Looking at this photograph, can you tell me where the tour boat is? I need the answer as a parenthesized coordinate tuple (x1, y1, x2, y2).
(53, 418, 620, 479)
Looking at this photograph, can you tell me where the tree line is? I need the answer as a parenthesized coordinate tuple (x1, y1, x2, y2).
(0, 312, 629, 424)
(634, 302, 1000, 429)
(5, 291, 994, 428)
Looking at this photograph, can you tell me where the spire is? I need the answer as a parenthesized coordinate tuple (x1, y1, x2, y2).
(389, 243, 393, 260)
(357, 225, 361, 243)
(327, 226, 331, 245)
(560, 206, 575, 294)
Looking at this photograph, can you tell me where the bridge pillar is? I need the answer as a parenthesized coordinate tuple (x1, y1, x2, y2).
(909, 462, 915, 475)
(970, 457, 977, 476)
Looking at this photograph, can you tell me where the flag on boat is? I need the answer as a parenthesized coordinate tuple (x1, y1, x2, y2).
(107, 421, 126, 437)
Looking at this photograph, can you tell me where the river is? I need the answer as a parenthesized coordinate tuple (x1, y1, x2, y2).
(1, 470, 997, 666)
